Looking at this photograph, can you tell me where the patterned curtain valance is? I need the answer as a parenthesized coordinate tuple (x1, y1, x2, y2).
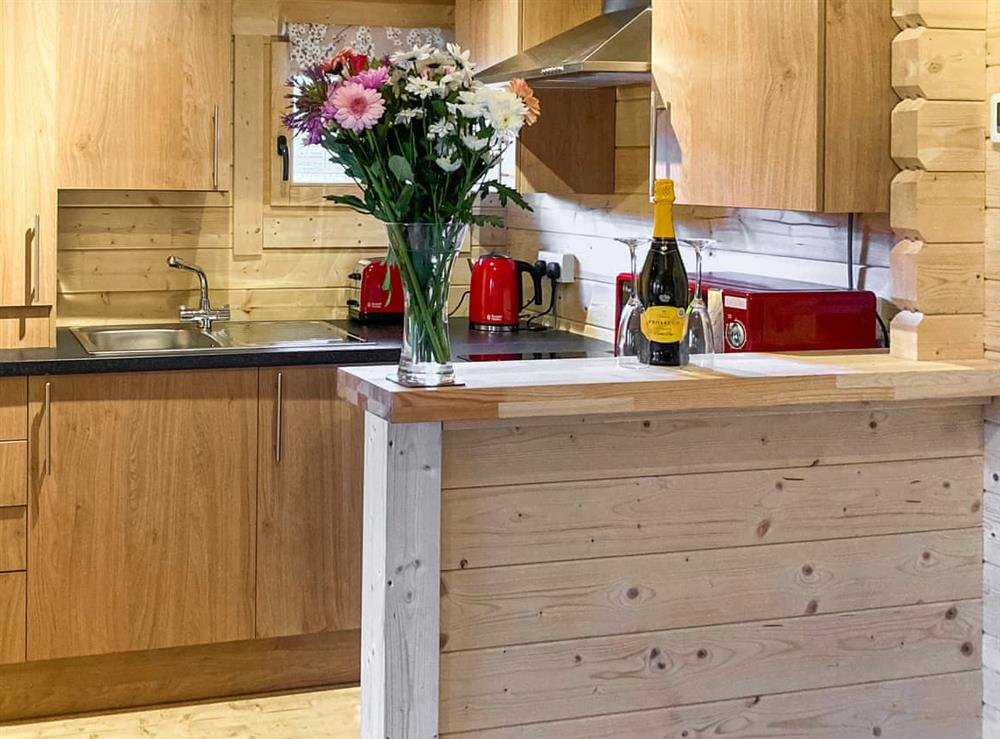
(287, 23, 453, 69)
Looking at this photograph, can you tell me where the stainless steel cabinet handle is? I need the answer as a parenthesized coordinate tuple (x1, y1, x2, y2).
(44, 381, 52, 475)
(648, 89, 667, 203)
(275, 371, 283, 463)
(33, 213, 40, 302)
(212, 103, 220, 190)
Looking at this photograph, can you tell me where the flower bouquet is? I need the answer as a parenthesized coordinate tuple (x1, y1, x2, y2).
(283, 44, 540, 386)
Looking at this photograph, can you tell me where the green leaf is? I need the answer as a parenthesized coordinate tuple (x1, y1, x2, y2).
(325, 194, 372, 215)
(388, 155, 414, 183)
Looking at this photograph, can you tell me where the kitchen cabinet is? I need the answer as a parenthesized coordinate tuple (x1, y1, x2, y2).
(57, 0, 232, 191)
(0, 0, 57, 317)
(26, 370, 256, 660)
(257, 367, 364, 638)
(652, 0, 896, 212)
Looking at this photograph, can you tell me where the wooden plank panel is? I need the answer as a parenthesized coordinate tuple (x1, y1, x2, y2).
(361, 414, 443, 739)
(442, 404, 984, 488)
(985, 561, 1000, 637)
(0, 571, 24, 664)
(0, 630, 359, 723)
(454, 0, 520, 70)
(0, 377, 25, 440)
(0, 442, 25, 507)
(442, 457, 983, 570)
(59, 248, 472, 293)
(0, 308, 52, 350)
(890, 239, 984, 313)
(0, 507, 25, 573)
(443, 671, 982, 739)
(439, 600, 981, 733)
(233, 36, 266, 257)
(892, 28, 987, 100)
(441, 529, 981, 652)
(263, 212, 388, 248)
(57, 207, 232, 249)
(58, 190, 231, 208)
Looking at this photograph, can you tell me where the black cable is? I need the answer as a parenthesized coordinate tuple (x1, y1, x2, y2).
(526, 278, 558, 331)
(448, 290, 469, 318)
(846, 212, 855, 290)
(875, 310, 890, 349)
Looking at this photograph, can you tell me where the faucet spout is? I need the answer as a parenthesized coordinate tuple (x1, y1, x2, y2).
(166, 256, 230, 330)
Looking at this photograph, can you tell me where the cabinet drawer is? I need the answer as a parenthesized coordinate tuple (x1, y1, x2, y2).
(0, 442, 26, 506)
(0, 571, 25, 664)
(0, 508, 25, 573)
(0, 379, 26, 440)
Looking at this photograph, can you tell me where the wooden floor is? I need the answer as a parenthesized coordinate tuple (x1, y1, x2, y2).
(4, 687, 360, 738)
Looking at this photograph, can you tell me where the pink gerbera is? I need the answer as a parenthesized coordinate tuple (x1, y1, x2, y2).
(330, 83, 385, 133)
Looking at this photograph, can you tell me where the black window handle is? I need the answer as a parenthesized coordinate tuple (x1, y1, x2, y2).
(276, 135, 289, 181)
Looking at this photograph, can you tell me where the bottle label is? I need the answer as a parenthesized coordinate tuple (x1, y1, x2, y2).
(641, 306, 686, 343)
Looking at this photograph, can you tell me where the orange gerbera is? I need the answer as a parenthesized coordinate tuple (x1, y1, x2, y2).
(507, 78, 540, 125)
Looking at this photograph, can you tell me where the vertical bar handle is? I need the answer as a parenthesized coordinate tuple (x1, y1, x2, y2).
(33, 213, 40, 302)
(212, 103, 220, 190)
(648, 89, 667, 203)
(275, 371, 283, 463)
(44, 381, 52, 475)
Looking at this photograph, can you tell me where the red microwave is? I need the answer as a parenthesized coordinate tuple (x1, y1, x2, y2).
(615, 272, 879, 352)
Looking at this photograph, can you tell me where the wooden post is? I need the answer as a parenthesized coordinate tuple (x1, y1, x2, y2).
(889, 0, 986, 359)
(361, 412, 443, 739)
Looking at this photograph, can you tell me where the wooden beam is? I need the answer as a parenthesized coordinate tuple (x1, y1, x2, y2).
(890, 311, 984, 359)
(233, 36, 267, 257)
(891, 99, 985, 171)
(891, 28, 986, 100)
(890, 239, 984, 312)
(892, 0, 987, 30)
(890, 170, 984, 242)
(361, 413, 443, 739)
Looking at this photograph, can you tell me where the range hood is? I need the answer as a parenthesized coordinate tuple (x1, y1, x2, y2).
(477, 0, 651, 89)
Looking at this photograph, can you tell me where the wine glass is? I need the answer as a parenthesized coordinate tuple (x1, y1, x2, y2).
(680, 238, 716, 361)
(614, 237, 650, 368)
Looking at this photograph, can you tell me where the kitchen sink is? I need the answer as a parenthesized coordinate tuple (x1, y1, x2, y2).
(71, 321, 367, 356)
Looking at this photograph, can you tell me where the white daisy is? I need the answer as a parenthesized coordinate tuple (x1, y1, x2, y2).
(435, 156, 462, 173)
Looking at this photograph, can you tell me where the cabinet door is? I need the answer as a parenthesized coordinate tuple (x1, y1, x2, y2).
(0, 0, 57, 309)
(57, 0, 232, 191)
(26, 370, 256, 660)
(652, 0, 822, 210)
(257, 367, 363, 638)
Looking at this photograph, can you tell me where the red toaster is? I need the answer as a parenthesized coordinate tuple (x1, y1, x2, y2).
(348, 259, 403, 322)
(615, 271, 879, 352)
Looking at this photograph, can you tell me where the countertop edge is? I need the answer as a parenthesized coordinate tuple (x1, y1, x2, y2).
(337, 354, 1000, 423)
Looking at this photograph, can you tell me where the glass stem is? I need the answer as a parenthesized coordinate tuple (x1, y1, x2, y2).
(695, 247, 703, 300)
(629, 243, 639, 300)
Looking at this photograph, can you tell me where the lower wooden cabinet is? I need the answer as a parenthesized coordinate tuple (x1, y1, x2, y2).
(0, 571, 25, 664)
(257, 367, 364, 638)
(26, 370, 257, 660)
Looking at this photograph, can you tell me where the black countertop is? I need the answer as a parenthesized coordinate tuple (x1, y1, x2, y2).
(0, 319, 611, 377)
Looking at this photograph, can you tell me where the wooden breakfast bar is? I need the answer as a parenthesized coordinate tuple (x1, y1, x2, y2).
(338, 354, 1000, 738)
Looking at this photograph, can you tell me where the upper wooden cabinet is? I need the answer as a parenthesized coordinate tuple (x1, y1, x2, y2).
(652, 0, 896, 212)
(57, 0, 232, 191)
(26, 370, 256, 660)
(0, 0, 57, 312)
(257, 367, 364, 639)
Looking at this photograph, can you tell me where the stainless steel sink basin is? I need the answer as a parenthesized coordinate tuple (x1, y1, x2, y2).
(71, 321, 367, 356)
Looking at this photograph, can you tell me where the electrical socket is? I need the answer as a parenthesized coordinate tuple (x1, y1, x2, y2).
(537, 251, 575, 283)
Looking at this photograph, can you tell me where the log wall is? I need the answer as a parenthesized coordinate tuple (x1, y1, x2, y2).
(438, 401, 985, 736)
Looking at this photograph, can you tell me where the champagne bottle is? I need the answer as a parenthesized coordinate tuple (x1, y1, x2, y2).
(639, 179, 689, 366)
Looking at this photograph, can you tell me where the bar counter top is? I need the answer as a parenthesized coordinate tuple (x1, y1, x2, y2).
(338, 351, 1000, 423)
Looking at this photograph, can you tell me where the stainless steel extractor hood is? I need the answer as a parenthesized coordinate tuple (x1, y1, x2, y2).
(477, 0, 651, 88)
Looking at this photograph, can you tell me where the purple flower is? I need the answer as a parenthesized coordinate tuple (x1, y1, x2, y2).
(353, 67, 389, 90)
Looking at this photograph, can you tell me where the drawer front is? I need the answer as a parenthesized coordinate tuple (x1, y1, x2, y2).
(0, 571, 25, 664)
(0, 378, 26, 441)
(0, 508, 25, 572)
(0, 442, 26, 506)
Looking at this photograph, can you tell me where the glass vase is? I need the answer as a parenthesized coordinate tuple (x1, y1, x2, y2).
(385, 222, 468, 387)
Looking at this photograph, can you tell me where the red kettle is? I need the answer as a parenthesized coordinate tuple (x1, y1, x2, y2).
(469, 254, 543, 331)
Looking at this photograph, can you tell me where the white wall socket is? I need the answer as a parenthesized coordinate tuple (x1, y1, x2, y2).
(991, 93, 1000, 143)
(537, 251, 576, 283)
